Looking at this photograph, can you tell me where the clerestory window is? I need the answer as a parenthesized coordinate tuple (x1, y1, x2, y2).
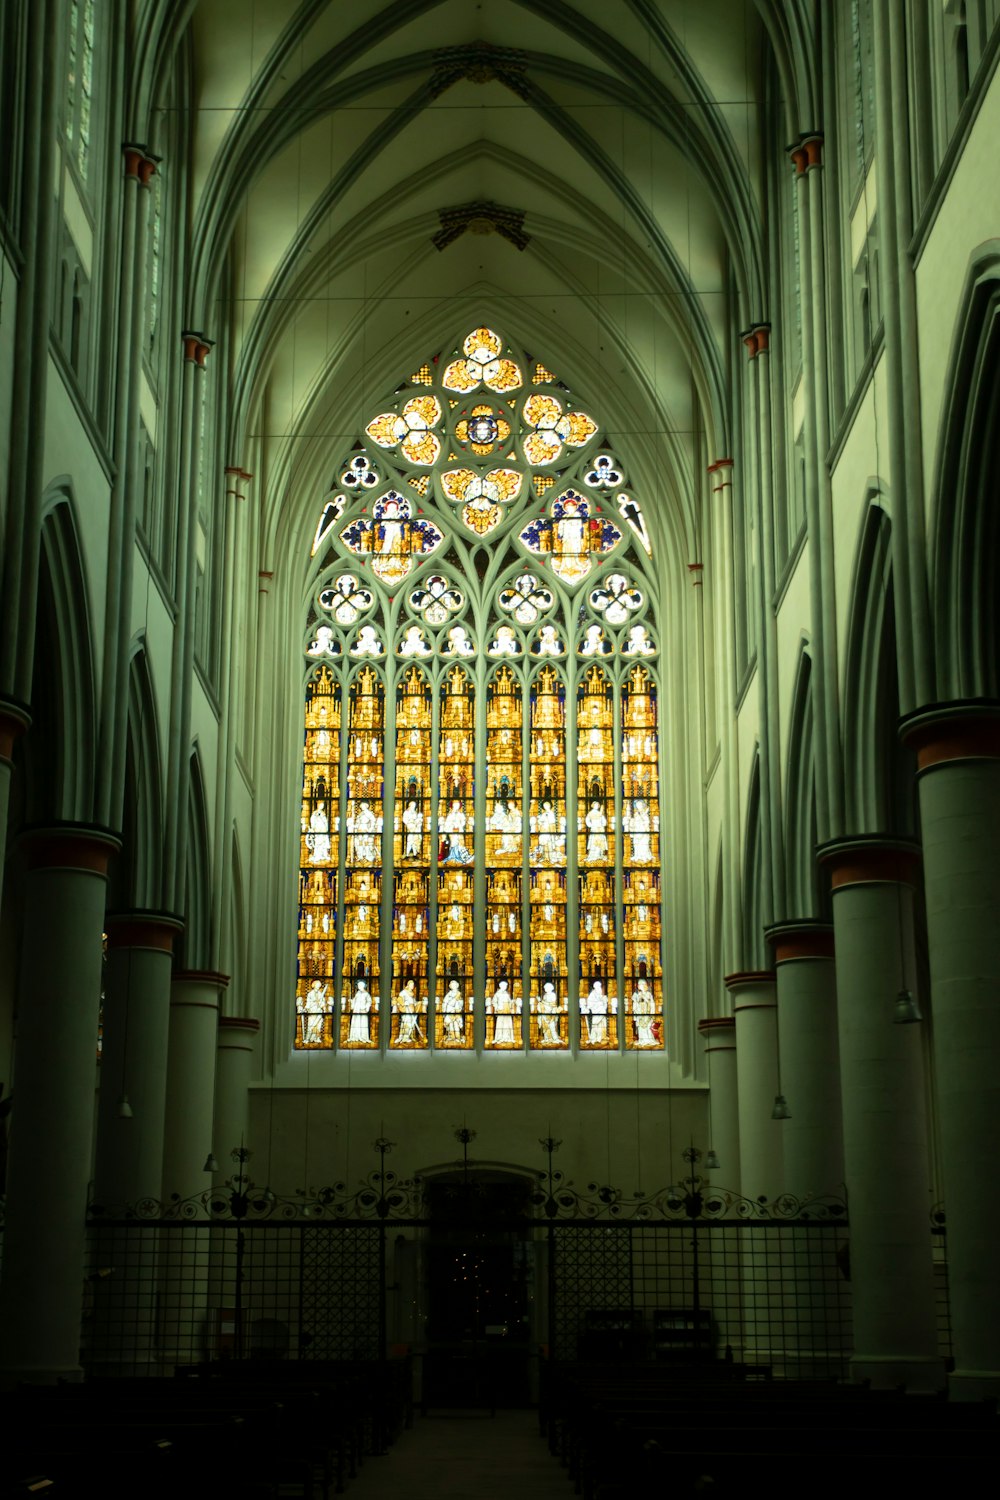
(295, 327, 663, 1054)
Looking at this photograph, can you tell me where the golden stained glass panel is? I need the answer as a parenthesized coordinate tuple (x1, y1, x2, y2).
(622, 665, 664, 1049)
(391, 667, 432, 1048)
(296, 665, 340, 1048)
(340, 666, 384, 1047)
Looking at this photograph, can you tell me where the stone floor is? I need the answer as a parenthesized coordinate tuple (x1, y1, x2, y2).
(349, 1409, 572, 1500)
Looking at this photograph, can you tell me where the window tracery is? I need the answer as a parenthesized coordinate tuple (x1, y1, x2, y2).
(295, 325, 663, 1055)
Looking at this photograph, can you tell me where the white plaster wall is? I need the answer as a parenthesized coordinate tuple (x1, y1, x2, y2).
(129, 542, 176, 781)
(189, 674, 221, 840)
(827, 361, 891, 668)
(734, 664, 760, 845)
(42, 360, 114, 680)
(249, 1085, 709, 1202)
(271, 1041, 687, 1092)
(774, 542, 812, 784)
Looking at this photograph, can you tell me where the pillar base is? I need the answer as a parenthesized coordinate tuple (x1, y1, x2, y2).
(948, 1368, 1000, 1402)
(850, 1353, 946, 1392)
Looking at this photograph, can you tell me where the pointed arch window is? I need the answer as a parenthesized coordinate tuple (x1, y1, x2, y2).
(295, 327, 664, 1055)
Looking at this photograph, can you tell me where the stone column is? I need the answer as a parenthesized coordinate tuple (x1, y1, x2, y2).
(744, 325, 785, 920)
(89, 910, 182, 1373)
(818, 837, 943, 1392)
(698, 1014, 742, 1359)
(208, 1018, 260, 1355)
(726, 971, 784, 1371)
(163, 333, 213, 912)
(766, 921, 847, 1379)
(901, 701, 1000, 1399)
(788, 132, 844, 840)
(96, 145, 159, 829)
(872, 1, 934, 711)
(94, 911, 184, 1211)
(162, 971, 228, 1205)
(697, 1017, 740, 1194)
(725, 972, 783, 1204)
(766, 922, 844, 1203)
(0, 824, 120, 1383)
(159, 970, 227, 1367)
(708, 460, 743, 970)
(213, 1017, 260, 1176)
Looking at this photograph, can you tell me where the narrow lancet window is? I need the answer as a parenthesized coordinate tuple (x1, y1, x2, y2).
(622, 665, 663, 1049)
(578, 666, 618, 1049)
(341, 666, 384, 1048)
(391, 667, 431, 1048)
(436, 667, 475, 1046)
(296, 665, 339, 1048)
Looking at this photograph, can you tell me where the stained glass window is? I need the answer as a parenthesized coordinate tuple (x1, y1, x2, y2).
(391, 667, 432, 1048)
(296, 666, 339, 1048)
(340, 667, 383, 1048)
(65, 1, 96, 181)
(296, 326, 663, 1054)
(578, 666, 618, 1049)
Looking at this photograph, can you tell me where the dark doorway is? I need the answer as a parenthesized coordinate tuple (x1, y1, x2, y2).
(422, 1171, 534, 1409)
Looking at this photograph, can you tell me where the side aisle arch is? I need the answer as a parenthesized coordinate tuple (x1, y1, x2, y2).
(31, 493, 98, 823)
(294, 326, 664, 1055)
(784, 646, 827, 920)
(842, 498, 915, 836)
(930, 250, 1000, 700)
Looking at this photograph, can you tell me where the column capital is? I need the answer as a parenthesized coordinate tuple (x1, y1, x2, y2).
(19, 822, 121, 874)
(0, 697, 31, 763)
(173, 969, 230, 988)
(818, 835, 921, 890)
(224, 467, 253, 501)
(122, 143, 159, 185)
(724, 971, 776, 1010)
(766, 920, 835, 963)
(217, 1016, 260, 1051)
(171, 971, 229, 1012)
(899, 699, 1000, 771)
(106, 910, 184, 952)
(180, 330, 214, 367)
(740, 323, 771, 359)
(788, 132, 823, 174)
(698, 1016, 737, 1048)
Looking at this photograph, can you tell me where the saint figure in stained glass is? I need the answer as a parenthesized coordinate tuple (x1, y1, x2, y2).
(519, 490, 621, 586)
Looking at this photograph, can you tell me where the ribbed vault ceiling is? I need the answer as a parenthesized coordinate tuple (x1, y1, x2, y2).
(160, 0, 772, 568)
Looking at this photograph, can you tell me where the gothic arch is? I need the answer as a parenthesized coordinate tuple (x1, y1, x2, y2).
(227, 826, 247, 1014)
(930, 246, 1000, 698)
(708, 837, 724, 1010)
(842, 497, 915, 835)
(107, 644, 163, 911)
(784, 644, 826, 919)
(28, 491, 97, 823)
(741, 751, 766, 969)
(293, 323, 665, 1057)
(182, 746, 212, 970)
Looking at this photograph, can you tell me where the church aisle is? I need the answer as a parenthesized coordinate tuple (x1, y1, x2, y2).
(350, 1410, 571, 1500)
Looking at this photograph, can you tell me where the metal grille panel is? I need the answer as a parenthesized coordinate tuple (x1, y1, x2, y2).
(300, 1225, 382, 1360)
(80, 1215, 948, 1380)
